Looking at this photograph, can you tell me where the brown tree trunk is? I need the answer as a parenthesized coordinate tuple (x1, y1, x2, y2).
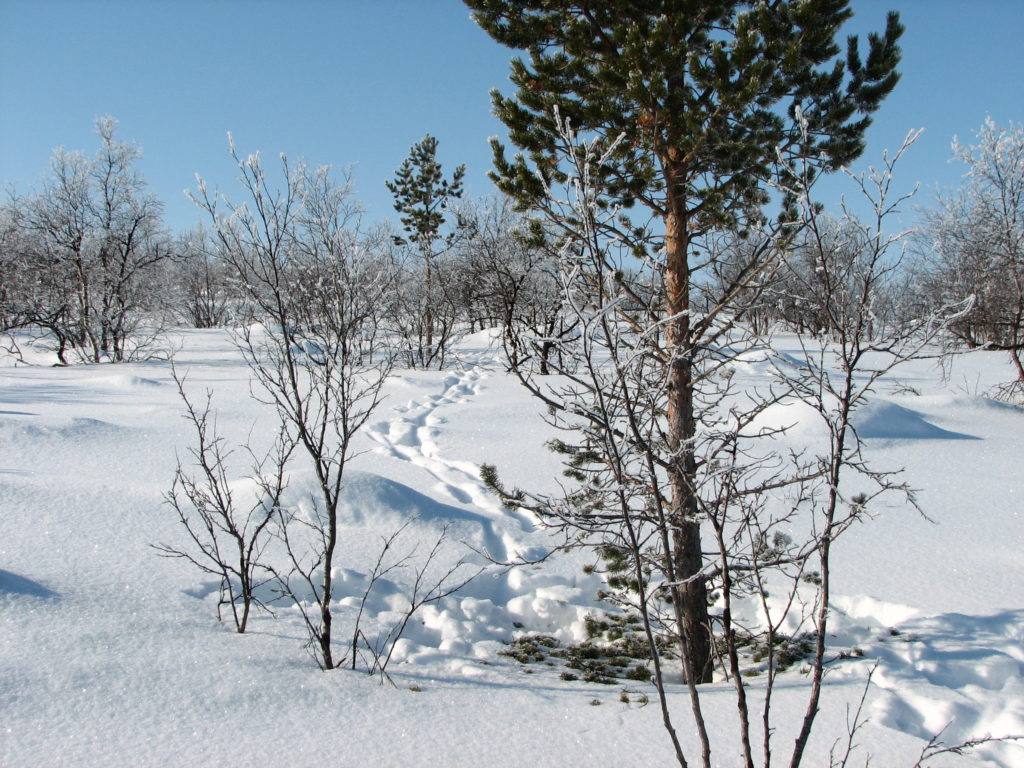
(664, 197, 713, 685)
(424, 252, 434, 361)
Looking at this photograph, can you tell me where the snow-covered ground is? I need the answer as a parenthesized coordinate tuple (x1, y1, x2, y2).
(1, 329, 1021, 767)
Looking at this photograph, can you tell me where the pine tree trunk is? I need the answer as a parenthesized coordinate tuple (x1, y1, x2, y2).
(664, 198, 713, 685)
(424, 252, 434, 360)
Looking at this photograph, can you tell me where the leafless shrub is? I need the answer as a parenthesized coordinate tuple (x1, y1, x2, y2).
(156, 371, 292, 633)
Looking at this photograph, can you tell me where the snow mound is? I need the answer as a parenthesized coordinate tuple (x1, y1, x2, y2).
(458, 326, 502, 350)
(58, 416, 132, 438)
(852, 400, 977, 440)
(832, 594, 921, 627)
(0, 416, 130, 443)
(910, 392, 1024, 415)
(289, 470, 511, 564)
(189, 466, 604, 663)
(746, 397, 977, 441)
(723, 346, 801, 377)
(744, 398, 829, 438)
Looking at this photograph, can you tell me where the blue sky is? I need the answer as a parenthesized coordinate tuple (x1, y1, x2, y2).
(1, 0, 1022, 233)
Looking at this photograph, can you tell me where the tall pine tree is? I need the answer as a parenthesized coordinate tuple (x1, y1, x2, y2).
(387, 134, 465, 363)
(466, 0, 902, 684)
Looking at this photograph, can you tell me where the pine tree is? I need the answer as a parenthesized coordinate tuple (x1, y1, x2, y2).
(386, 134, 466, 362)
(465, 0, 902, 685)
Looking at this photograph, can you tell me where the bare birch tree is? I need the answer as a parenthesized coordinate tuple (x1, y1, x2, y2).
(8, 117, 170, 362)
(191, 141, 393, 669)
(919, 118, 1024, 401)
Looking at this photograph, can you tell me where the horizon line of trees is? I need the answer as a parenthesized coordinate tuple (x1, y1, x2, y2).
(2, 115, 1021, 390)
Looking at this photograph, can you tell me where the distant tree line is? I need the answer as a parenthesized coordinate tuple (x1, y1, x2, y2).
(2, 117, 1020, 396)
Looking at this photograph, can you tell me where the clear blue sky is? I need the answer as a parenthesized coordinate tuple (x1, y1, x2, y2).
(2, 0, 1022, 233)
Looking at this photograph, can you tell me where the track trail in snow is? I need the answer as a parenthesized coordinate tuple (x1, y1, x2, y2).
(866, 609, 1024, 764)
(364, 348, 538, 562)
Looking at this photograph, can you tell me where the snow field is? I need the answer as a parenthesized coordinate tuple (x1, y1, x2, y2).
(1, 329, 1022, 766)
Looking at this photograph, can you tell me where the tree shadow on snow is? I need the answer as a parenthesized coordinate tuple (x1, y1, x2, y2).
(0, 569, 59, 599)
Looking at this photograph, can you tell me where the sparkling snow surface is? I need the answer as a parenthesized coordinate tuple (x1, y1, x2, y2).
(1, 329, 1021, 767)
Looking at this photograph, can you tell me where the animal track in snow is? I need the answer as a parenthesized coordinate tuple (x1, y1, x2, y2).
(866, 609, 1024, 765)
(364, 357, 537, 563)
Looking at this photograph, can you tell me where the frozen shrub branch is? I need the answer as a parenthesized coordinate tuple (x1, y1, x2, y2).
(156, 370, 292, 633)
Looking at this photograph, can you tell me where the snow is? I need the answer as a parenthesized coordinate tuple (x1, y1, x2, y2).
(1, 329, 1022, 767)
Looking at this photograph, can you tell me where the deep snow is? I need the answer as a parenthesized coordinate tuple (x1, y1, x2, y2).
(1, 329, 1021, 767)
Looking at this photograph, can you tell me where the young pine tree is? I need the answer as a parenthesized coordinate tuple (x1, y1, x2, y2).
(386, 135, 466, 364)
(465, 0, 903, 685)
